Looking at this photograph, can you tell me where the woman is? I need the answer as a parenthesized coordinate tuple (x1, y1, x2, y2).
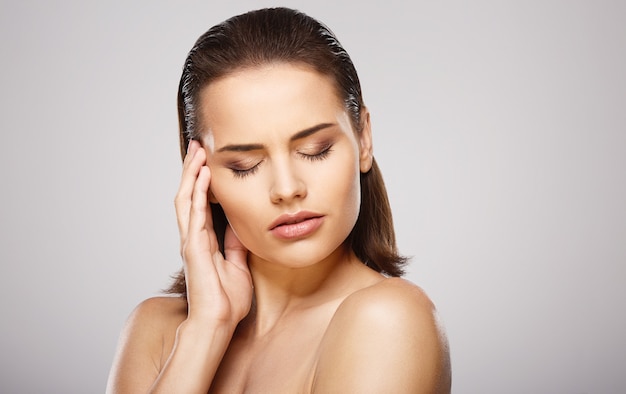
(107, 7, 450, 393)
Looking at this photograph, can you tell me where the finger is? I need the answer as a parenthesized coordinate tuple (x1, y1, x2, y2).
(224, 224, 248, 271)
(188, 165, 218, 252)
(182, 139, 200, 169)
(175, 141, 199, 221)
(174, 142, 205, 244)
(177, 140, 202, 190)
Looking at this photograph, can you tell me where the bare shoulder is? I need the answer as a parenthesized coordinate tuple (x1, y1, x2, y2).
(106, 296, 187, 393)
(313, 278, 451, 393)
(128, 296, 188, 328)
(119, 296, 188, 348)
(332, 278, 445, 344)
(329, 277, 441, 339)
(343, 276, 436, 313)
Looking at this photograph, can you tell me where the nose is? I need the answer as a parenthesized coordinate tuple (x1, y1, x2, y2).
(269, 160, 307, 204)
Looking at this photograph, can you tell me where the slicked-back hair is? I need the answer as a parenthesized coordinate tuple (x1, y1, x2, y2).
(168, 7, 405, 296)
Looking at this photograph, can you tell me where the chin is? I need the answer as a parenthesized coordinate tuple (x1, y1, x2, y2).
(250, 238, 351, 269)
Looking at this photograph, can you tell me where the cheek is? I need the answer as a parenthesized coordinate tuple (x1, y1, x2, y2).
(340, 151, 363, 221)
(209, 173, 265, 243)
(340, 168, 362, 219)
(317, 151, 362, 217)
(210, 174, 254, 218)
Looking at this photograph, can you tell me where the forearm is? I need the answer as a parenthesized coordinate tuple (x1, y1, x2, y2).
(149, 319, 236, 393)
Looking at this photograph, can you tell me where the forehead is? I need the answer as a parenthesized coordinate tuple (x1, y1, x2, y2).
(198, 63, 346, 144)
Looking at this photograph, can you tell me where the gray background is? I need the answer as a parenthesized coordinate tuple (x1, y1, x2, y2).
(1, 0, 625, 392)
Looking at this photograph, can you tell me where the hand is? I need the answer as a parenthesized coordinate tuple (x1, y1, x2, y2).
(174, 140, 253, 327)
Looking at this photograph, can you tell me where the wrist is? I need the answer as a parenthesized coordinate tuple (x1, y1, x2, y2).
(177, 317, 237, 345)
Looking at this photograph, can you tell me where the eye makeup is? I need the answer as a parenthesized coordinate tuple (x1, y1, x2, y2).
(297, 142, 333, 162)
(218, 125, 341, 179)
(226, 142, 335, 179)
(227, 158, 264, 179)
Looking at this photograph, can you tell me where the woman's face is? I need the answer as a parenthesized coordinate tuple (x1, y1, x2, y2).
(198, 63, 372, 268)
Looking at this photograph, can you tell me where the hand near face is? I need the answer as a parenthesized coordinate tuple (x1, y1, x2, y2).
(175, 140, 253, 327)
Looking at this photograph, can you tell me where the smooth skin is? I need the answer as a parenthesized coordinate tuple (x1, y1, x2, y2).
(107, 63, 451, 393)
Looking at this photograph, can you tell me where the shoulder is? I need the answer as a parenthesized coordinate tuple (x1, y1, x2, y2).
(313, 278, 451, 393)
(106, 297, 187, 392)
(341, 276, 435, 316)
(128, 296, 188, 326)
(122, 296, 188, 357)
(330, 277, 441, 341)
(331, 277, 444, 343)
(120, 296, 188, 344)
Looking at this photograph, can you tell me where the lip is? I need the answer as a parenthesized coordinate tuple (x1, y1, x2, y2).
(268, 211, 324, 240)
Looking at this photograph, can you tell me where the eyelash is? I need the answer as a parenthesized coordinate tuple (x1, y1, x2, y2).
(299, 145, 333, 162)
(232, 164, 260, 179)
(230, 145, 333, 179)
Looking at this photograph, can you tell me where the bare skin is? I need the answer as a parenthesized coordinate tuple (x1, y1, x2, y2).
(106, 64, 451, 393)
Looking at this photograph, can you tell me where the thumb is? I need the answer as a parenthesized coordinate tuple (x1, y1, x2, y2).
(224, 224, 248, 269)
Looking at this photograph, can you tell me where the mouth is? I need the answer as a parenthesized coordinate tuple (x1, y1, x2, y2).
(269, 211, 324, 239)
(269, 211, 323, 229)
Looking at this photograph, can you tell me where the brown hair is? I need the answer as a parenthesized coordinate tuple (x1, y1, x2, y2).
(168, 7, 406, 296)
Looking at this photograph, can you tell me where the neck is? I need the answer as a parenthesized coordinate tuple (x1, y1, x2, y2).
(241, 244, 365, 336)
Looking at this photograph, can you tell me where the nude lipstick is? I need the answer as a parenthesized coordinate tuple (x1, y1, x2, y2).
(268, 211, 324, 240)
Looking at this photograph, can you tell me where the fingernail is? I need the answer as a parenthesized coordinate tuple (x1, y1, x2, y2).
(188, 139, 198, 157)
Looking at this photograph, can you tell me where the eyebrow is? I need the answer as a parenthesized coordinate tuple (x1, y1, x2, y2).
(216, 123, 335, 153)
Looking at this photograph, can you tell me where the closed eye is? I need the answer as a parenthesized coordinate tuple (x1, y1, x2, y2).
(298, 144, 333, 162)
(229, 143, 332, 178)
(230, 161, 262, 178)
